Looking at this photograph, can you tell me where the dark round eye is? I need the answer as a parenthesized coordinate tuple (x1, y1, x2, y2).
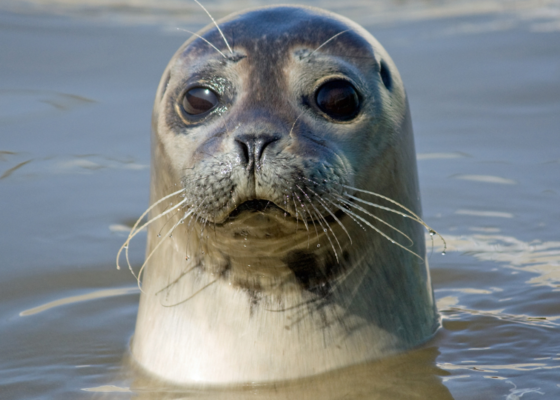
(315, 80, 360, 120)
(182, 87, 219, 115)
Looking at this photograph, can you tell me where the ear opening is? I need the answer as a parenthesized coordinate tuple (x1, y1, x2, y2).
(380, 60, 392, 91)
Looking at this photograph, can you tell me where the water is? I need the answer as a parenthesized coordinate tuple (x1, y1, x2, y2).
(1, 1, 559, 398)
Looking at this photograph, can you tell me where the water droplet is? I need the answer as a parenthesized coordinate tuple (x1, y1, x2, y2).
(323, 229, 327, 232)
(391, 241, 395, 244)
(186, 256, 190, 260)
(317, 244, 321, 248)
(123, 244, 128, 249)
(180, 220, 184, 224)
(244, 238, 247, 240)
(284, 212, 287, 217)
(429, 230, 436, 236)
(157, 234, 161, 238)
(244, 244, 246, 247)
(442, 252, 446, 256)
(169, 234, 173, 238)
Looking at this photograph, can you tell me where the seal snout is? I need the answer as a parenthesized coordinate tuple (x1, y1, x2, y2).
(234, 132, 280, 172)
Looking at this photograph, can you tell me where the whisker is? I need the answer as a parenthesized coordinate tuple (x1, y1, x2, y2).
(344, 192, 424, 224)
(136, 210, 194, 291)
(176, 28, 227, 58)
(116, 188, 184, 275)
(156, 204, 187, 238)
(341, 185, 447, 253)
(155, 264, 198, 296)
(302, 185, 353, 245)
(292, 191, 311, 248)
(296, 185, 343, 255)
(289, 110, 306, 138)
(309, 207, 339, 263)
(162, 278, 218, 307)
(320, 195, 366, 232)
(325, 198, 424, 261)
(292, 194, 300, 232)
(299, 197, 316, 249)
(307, 30, 350, 60)
(193, 0, 233, 54)
(292, 191, 310, 232)
(332, 194, 414, 246)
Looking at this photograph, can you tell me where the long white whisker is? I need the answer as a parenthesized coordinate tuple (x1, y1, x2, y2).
(317, 194, 366, 232)
(303, 185, 352, 245)
(296, 185, 343, 255)
(123, 198, 188, 263)
(292, 194, 300, 232)
(193, 0, 233, 54)
(345, 193, 422, 222)
(136, 210, 194, 292)
(307, 30, 350, 60)
(341, 185, 446, 253)
(332, 194, 414, 246)
(325, 198, 423, 261)
(307, 206, 339, 263)
(116, 188, 184, 274)
(176, 28, 227, 58)
(292, 191, 310, 232)
(291, 190, 311, 248)
(313, 207, 340, 263)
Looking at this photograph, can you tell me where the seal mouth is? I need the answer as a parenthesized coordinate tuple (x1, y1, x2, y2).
(225, 199, 349, 224)
(227, 200, 284, 219)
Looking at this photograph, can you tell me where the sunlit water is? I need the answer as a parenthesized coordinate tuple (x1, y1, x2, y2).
(1, 1, 559, 399)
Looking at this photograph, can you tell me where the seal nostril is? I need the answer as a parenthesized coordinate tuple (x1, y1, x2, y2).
(236, 140, 250, 165)
(235, 134, 279, 170)
(255, 135, 279, 162)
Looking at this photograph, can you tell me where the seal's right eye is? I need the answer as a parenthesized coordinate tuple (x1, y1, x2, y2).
(182, 87, 219, 115)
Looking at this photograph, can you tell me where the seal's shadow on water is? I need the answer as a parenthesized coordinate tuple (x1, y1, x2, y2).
(101, 346, 453, 399)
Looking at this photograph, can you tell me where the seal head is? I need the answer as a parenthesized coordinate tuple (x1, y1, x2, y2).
(131, 5, 438, 384)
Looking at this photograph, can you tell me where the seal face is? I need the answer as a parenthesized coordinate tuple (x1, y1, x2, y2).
(129, 5, 439, 385)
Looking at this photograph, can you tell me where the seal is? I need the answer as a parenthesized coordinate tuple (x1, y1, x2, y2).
(119, 5, 442, 385)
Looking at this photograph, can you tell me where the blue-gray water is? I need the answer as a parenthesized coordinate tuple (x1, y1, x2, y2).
(1, 1, 559, 399)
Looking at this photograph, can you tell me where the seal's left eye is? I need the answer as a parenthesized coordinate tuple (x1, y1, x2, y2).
(182, 87, 219, 115)
(315, 80, 360, 121)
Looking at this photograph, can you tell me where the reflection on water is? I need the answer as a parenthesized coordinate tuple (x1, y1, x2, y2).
(20, 287, 139, 316)
(1, 0, 560, 399)
(434, 234, 560, 289)
(106, 347, 454, 399)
